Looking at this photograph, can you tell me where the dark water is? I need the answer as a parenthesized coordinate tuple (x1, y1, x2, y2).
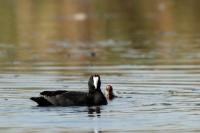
(0, 0, 200, 133)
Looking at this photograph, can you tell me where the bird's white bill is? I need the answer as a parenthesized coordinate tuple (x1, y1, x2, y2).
(93, 76, 99, 89)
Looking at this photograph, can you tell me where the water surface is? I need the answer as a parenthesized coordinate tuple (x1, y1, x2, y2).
(0, 65, 200, 133)
(0, 0, 200, 133)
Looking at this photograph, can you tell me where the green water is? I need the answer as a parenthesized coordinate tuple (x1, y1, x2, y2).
(0, 0, 200, 66)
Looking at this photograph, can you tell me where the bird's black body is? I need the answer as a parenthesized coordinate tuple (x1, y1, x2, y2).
(30, 75, 107, 106)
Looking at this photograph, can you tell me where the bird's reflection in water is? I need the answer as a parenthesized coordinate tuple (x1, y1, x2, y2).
(88, 106, 101, 117)
(87, 129, 102, 133)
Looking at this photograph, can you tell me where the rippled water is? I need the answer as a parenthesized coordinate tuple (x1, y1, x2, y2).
(0, 65, 200, 133)
(0, 0, 200, 133)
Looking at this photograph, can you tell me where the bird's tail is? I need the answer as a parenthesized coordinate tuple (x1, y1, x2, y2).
(30, 97, 52, 106)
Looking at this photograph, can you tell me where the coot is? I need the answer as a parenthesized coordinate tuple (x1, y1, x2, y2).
(30, 74, 107, 106)
(105, 84, 117, 100)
